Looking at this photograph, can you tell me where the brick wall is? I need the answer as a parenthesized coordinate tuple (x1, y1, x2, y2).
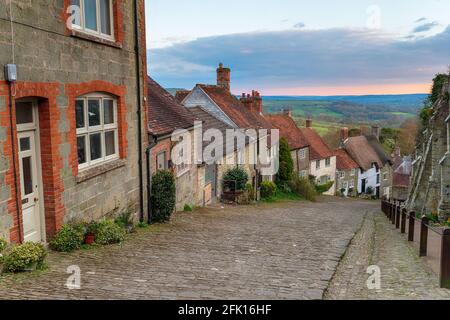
(0, 1, 148, 242)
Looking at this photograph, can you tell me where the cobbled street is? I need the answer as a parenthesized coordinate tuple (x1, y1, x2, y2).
(0, 198, 448, 300)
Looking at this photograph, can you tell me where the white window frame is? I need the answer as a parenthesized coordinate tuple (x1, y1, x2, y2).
(338, 171, 345, 179)
(76, 93, 119, 170)
(299, 148, 306, 160)
(325, 157, 331, 167)
(351, 168, 356, 176)
(71, 0, 115, 41)
(316, 160, 321, 170)
(349, 180, 355, 188)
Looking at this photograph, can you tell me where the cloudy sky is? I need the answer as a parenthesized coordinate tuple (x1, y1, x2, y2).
(145, 0, 450, 95)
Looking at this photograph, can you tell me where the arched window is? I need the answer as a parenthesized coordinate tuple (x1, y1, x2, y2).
(76, 93, 119, 169)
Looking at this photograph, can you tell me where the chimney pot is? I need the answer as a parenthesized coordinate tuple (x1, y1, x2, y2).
(340, 127, 349, 142)
(306, 119, 312, 128)
(371, 125, 380, 141)
(217, 63, 231, 92)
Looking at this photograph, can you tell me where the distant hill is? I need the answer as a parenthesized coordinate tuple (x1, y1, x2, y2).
(166, 88, 186, 96)
(263, 94, 427, 127)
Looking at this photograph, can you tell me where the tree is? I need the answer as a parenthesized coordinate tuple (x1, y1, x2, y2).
(276, 137, 294, 185)
(397, 119, 418, 155)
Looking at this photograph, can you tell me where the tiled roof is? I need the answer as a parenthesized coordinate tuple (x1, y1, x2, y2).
(334, 149, 359, 170)
(344, 136, 383, 171)
(147, 77, 195, 136)
(175, 90, 190, 103)
(299, 127, 334, 161)
(393, 172, 410, 187)
(266, 114, 308, 150)
(188, 106, 243, 158)
(198, 85, 272, 130)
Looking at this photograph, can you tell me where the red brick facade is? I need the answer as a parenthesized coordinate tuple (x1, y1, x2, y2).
(0, 81, 64, 242)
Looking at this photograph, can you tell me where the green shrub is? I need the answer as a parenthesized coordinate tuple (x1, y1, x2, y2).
(245, 183, 255, 201)
(222, 167, 249, 192)
(260, 181, 277, 199)
(151, 170, 176, 223)
(94, 220, 126, 245)
(290, 177, 317, 201)
(86, 221, 100, 235)
(365, 186, 374, 195)
(183, 204, 193, 212)
(276, 137, 294, 185)
(315, 181, 334, 194)
(115, 209, 135, 232)
(0, 238, 7, 253)
(50, 224, 85, 252)
(2, 242, 47, 273)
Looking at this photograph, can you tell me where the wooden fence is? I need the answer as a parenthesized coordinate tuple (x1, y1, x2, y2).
(381, 199, 450, 289)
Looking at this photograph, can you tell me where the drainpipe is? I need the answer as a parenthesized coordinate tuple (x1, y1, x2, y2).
(146, 135, 158, 224)
(7, 81, 22, 243)
(133, 0, 145, 221)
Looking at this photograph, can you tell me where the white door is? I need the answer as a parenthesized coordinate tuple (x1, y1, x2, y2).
(16, 101, 44, 242)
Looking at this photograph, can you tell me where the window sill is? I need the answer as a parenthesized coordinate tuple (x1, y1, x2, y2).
(71, 30, 122, 49)
(76, 159, 126, 184)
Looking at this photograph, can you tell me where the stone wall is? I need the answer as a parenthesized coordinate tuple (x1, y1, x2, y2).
(406, 75, 449, 221)
(0, 1, 148, 242)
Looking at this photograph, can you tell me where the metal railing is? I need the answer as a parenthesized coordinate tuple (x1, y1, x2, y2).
(381, 199, 450, 289)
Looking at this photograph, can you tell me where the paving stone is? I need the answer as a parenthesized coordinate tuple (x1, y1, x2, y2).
(0, 198, 373, 300)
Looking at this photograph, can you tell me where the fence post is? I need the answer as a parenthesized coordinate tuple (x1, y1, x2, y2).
(396, 204, 401, 229)
(408, 211, 415, 242)
(440, 229, 450, 289)
(401, 208, 406, 234)
(419, 216, 429, 257)
(391, 201, 397, 225)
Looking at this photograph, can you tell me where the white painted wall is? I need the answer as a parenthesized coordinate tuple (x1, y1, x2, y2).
(309, 156, 337, 196)
(358, 165, 380, 195)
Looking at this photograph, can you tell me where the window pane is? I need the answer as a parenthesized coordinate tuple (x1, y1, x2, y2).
(84, 0, 98, 31)
(88, 99, 101, 127)
(70, 0, 81, 27)
(76, 100, 85, 129)
(20, 138, 31, 152)
(22, 156, 33, 195)
(105, 131, 115, 156)
(99, 0, 112, 35)
(103, 99, 114, 124)
(77, 136, 87, 164)
(90, 133, 102, 161)
(16, 102, 33, 125)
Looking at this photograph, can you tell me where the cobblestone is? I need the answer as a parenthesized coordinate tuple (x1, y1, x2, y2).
(325, 209, 450, 300)
(0, 198, 372, 300)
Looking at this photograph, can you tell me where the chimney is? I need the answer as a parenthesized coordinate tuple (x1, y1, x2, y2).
(340, 127, 349, 142)
(371, 125, 380, 140)
(283, 108, 292, 118)
(252, 91, 263, 114)
(217, 63, 231, 92)
(306, 119, 312, 128)
(240, 93, 253, 111)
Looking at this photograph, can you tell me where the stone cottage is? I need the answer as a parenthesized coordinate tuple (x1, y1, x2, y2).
(147, 77, 198, 212)
(343, 127, 392, 198)
(406, 74, 449, 221)
(299, 120, 337, 196)
(266, 111, 310, 178)
(334, 146, 359, 197)
(177, 64, 277, 198)
(0, 1, 148, 243)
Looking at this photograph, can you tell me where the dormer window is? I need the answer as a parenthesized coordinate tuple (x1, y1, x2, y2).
(70, 0, 114, 40)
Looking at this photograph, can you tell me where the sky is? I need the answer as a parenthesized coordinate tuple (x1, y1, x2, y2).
(145, 0, 450, 96)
